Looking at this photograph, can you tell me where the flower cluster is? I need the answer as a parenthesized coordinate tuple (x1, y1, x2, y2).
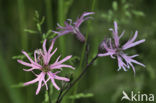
(53, 12, 94, 42)
(17, 12, 95, 95)
(17, 12, 146, 95)
(98, 21, 145, 74)
(18, 40, 74, 95)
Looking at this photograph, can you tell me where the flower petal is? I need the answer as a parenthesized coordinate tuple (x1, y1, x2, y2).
(50, 64, 75, 70)
(117, 56, 127, 71)
(119, 30, 125, 39)
(24, 78, 39, 86)
(54, 75, 70, 81)
(74, 28, 85, 42)
(131, 59, 145, 67)
(74, 12, 94, 28)
(58, 55, 72, 64)
(123, 39, 145, 50)
(48, 40, 54, 53)
(43, 39, 47, 54)
(23, 67, 39, 72)
(17, 60, 32, 67)
(22, 51, 34, 63)
(36, 80, 42, 95)
(48, 72, 60, 90)
(98, 52, 115, 57)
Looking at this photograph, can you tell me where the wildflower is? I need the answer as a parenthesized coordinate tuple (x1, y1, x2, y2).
(53, 12, 94, 42)
(98, 21, 145, 74)
(17, 40, 75, 95)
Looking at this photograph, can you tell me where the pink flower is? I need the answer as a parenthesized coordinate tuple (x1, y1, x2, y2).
(17, 40, 75, 95)
(98, 21, 145, 74)
(53, 12, 94, 42)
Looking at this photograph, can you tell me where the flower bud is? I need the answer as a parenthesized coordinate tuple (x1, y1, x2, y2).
(98, 38, 110, 53)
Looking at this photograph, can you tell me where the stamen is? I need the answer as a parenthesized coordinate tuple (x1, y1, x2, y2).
(41, 65, 50, 73)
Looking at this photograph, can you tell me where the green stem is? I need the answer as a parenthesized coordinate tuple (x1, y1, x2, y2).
(45, 0, 53, 29)
(58, 0, 65, 56)
(56, 55, 98, 103)
(79, 0, 96, 76)
(72, 0, 96, 103)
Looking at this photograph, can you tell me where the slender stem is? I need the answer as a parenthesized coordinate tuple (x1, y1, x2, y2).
(72, 0, 96, 101)
(78, 0, 96, 70)
(86, 44, 89, 65)
(48, 85, 52, 103)
(56, 0, 96, 102)
(56, 81, 68, 103)
(58, 0, 65, 56)
(56, 89, 63, 103)
(56, 55, 98, 103)
(45, 0, 53, 29)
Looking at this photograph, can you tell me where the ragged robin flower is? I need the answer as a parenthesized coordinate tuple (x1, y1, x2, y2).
(98, 21, 145, 74)
(53, 12, 94, 42)
(17, 39, 75, 95)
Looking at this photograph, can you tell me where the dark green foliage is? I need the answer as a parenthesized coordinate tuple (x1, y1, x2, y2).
(0, 0, 156, 103)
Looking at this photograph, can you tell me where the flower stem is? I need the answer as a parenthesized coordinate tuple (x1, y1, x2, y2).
(56, 88, 63, 103)
(48, 85, 52, 103)
(72, 0, 96, 102)
(56, 55, 98, 103)
(58, 0, 65, 56)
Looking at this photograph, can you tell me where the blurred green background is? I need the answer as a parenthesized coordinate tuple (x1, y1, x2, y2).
(0, 0, 156, 103)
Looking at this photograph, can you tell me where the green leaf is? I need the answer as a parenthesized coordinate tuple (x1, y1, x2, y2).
(132, 10, 145, 17)
(125, 11, 131, 18)
(33, 11, 40, 22)
(69, 93, 94, 99)
(37, 23, 42, 33)
(46, 29, 52, 37)
(24, 29, 37, 34)
(33, 10, 45, 34)
(41, 30, 57, 43)
(112, 1, 118, 11)
(35, 10, 39, 19)
(11, 83, 25, 88)
(69, 56, 80, 65)
(42, 33, 46, 39)
(123, 4, 130, 10)
(12, 54, 26, 60)
(40, 16, 45, 25)
(12, 53, 32, 60)
(48, 33, 57, 39)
